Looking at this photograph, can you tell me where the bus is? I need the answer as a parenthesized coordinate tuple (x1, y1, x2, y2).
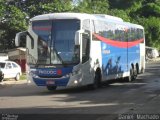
(15, 13, 145, 91)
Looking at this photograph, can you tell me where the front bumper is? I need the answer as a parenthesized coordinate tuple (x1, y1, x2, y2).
(33, 77, 70, 86)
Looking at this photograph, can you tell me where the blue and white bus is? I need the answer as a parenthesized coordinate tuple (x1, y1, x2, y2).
(15, 13, 145, 91)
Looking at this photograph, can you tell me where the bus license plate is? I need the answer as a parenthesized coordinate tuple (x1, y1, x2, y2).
(46, 80, 55, 85)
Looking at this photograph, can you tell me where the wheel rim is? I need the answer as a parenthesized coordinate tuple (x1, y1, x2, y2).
(16, 74, 20, 80)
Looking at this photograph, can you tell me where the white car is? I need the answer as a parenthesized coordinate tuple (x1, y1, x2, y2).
(146, 46, 159, 59)
(0, 61, 22, 81)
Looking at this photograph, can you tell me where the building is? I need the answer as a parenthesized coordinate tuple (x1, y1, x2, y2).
(8, 47, 26, 72)
(0, 53, 8, 61)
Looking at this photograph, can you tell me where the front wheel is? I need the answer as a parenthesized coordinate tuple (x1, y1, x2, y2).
(88, 72, 101, 90)
(47, 86, 57, 91)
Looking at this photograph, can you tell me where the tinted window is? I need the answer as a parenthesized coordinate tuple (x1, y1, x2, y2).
(12, 63, 18, 68)
(32, 19, 80, 65)
(0, 63, 5, 68)
(6, 63, 12, 69)
(52, 19, 80, 63)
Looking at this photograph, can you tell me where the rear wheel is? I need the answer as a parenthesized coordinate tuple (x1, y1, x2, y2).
(126, 68, 136, 82)
(47, 86, 57, 91)
(136, 64, 139, 74)
(15, 73, 20, 81)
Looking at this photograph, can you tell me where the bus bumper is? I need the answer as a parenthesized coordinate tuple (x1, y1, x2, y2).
(33, 77, 70, 87)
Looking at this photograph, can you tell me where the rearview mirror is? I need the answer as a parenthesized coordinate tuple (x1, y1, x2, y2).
(75, 30, 85, 45)
(15, 31, 27, 47)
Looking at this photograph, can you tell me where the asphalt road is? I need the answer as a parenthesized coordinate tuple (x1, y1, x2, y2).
(0, 61, 160, 120)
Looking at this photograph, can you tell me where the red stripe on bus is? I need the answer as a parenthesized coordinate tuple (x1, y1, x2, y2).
(93, 33, 144, 48)
(33, 26, 51, 31)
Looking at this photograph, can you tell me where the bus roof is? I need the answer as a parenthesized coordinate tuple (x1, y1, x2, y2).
(31, 13, 94, 21)
(31, 13, 123, 22)
(30, 12, 143, 29)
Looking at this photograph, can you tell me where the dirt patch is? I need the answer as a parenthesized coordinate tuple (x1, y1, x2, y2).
(0, 79, 27, 87)
(146, 57, 160, 63)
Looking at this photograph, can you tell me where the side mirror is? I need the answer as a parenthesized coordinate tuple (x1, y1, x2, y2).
(75, 30, 85, 45)
(15, 31, 27, 47)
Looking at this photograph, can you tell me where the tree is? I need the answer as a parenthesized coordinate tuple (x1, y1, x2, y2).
(138, 17, 160, 50)
(74, 0, 109, 14)
(109, 9, 130, 22)
(137, 2, 160, 17)
(0, 0, 27, 51)
(108, 0, 137, 10)
(18, 0, 73, 18)
(0, 0, 73, 51)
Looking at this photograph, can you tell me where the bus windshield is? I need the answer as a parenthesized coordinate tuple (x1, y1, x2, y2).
(32, 19, 80, 66)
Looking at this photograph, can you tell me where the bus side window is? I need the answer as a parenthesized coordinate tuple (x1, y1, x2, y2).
(82, 33, 90, 63)
(82, 19, 91, 63)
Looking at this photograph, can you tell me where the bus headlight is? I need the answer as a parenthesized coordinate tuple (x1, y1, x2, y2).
(29, 69, 38, 78)
(74, 80, 78, 84)
(72, 69, 81, 76)
(63, 69, 81, 78)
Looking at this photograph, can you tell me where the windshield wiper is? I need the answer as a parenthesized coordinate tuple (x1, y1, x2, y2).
(52, 47, 67, 67)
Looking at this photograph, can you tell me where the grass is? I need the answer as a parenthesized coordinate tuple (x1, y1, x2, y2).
(20, 73, 27, 80)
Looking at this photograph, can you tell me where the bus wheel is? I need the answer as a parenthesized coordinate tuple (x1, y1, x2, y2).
(126, 68, 136, 82)
(136, 64, 139, 74)
(47, 86, 57, 91)
(88, 72, 101, 90)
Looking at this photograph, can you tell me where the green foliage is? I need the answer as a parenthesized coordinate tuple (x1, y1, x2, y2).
(138, 3, 160, 17)
(73, 0, 109, 14)
(20, 73, 26, 80)
(138, 17, 160, 50)
(108, 0, 135, 9)
(0, 0, 27, 51)
(0, 0, 72, 51)
(109, 9, 130, 22)
(24, 0, 72, 18)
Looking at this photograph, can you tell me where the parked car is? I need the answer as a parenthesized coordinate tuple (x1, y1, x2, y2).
(0, 69, 4, 82)
(0, 61, 22, 81)
(145, 46, 159, 59)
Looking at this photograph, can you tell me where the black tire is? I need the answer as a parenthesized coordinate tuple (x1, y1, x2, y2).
(88, 72, 101, 90)
(0, 72, 4, 82)
(126, 68, 136, 82)
(47, 86, 57, 91)
(0, 77, 4, 82)
(134, 66, 138, 78)
(136, 64, 139, 74)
